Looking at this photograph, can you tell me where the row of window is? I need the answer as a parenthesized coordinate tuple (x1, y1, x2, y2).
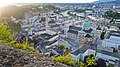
(102, 41, 119, 49)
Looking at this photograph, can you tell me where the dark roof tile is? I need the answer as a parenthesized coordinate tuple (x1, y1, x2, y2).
(69, 26, 82, 31)
(85, 34, 92, 38)
(83, 28, 93, 33)
(98, 50, 120, 58)
(68, 30, 78, 35)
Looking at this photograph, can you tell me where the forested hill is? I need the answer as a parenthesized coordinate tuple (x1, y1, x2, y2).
(0, 4, 58, 20)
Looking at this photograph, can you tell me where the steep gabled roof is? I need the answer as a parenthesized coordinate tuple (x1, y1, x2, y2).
(85, 34, 92, 38)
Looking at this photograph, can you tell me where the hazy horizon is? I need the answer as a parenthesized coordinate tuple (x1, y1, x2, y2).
(0, 0, 98, 7)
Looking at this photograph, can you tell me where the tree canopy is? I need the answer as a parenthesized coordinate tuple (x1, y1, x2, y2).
(0, 23, 15, 45)
(0, 23, 39, 54)
(96, 58, 106, 67)
(0, 17, 21, 32)
(103, 10, 120, 19)
(100, 31, 106, 40)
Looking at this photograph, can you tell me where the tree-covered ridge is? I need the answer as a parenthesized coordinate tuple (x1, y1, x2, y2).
(0, 17, 21, 32)
(0, 4, 58, 20)
(103, 10, 120, 19)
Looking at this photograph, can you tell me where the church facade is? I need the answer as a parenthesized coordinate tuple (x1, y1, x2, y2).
(67, 20, 100, 44)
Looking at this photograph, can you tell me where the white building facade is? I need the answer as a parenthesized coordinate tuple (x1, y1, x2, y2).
(102, 36, 120, 50)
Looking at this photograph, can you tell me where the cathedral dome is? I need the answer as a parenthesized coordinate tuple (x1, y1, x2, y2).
(82, 21, 91, 28)
(91, 29, 98, 34)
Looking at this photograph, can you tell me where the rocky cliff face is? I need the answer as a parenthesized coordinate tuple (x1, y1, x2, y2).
(0, 44, 68, 67)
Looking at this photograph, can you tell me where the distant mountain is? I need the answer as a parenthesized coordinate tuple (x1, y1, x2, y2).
(93, 0, 120, 4)
(116, 0, 120, 2)
(96, 0, 115, 3)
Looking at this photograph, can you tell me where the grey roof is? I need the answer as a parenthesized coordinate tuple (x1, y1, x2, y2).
(71, 50, 81, 56)
(33, 29, 46, 32)
(51, 24, 59, 28)
(69, 26, 82, 31)
(41, 39, 58, 46)
(48, 19, 56, 23)
(71, 45, 95, 56)
(106, 31, 120, 39)
(98, 50, 120, 58)
(55, 47, 63, 55)
(118, 46, 120, 50)
(45, 34, 58, 40)
(48, 45, 63, 55)
(83, 28, 93, 33)
(110, 30, 120, 34)
(49, 16, 57, 19)
(96, 27, 102, 30)
(68, 30, 78, 35)
(36, 44, 48, 54)
(117, 60, 120, 67)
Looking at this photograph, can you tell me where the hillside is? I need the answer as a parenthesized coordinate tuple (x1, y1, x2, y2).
(93, 0, 120, 4)
(0, 44, 68, 67)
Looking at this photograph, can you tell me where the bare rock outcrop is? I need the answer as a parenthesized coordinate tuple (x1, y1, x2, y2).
(0, 44, 68, 67)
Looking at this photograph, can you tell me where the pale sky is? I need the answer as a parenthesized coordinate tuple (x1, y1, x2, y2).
(0, 0, 98, 7)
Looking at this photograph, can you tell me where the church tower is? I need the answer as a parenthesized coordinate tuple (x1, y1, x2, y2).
(45, 15, 50, 30)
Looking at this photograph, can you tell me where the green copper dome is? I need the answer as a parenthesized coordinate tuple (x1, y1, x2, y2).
(91, 29, 97, 34)
(82, 21, 91, 28)
(78, 30, 85, 34)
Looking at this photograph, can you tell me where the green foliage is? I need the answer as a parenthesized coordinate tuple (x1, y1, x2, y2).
(84, 55, 97, 67)
(52, 53, 97, 67)
(104, 10, 120, 19)
(60, 44, 66, 55)
(86, 56, 96, 66)
(60, 44, 65, 49)
(7, 20, 21, 32)
(27, 47, 39, 55)
(0, 23, 39, 55)
(117, 26, 120, 29)
(73, 61, 85, 67)
(14, 42, 39, 55)
(100, 32, 106, 40)
(0, 17, 21, 32)
(15, 42, 30, 50)
(74, 9, 85, 13)
(41, 33, 51, 37)
(67, 11, 76, 17)
(0, 23, 37, 54)
(52, 54, 75, 66)
(108, 64, 114, 67)
(96, 58, 106, 67)
(67, 11, 85, 19)
(0, 23, 15, 45)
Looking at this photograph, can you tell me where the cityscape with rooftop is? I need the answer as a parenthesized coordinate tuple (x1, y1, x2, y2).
(0, 0, 120, 67)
